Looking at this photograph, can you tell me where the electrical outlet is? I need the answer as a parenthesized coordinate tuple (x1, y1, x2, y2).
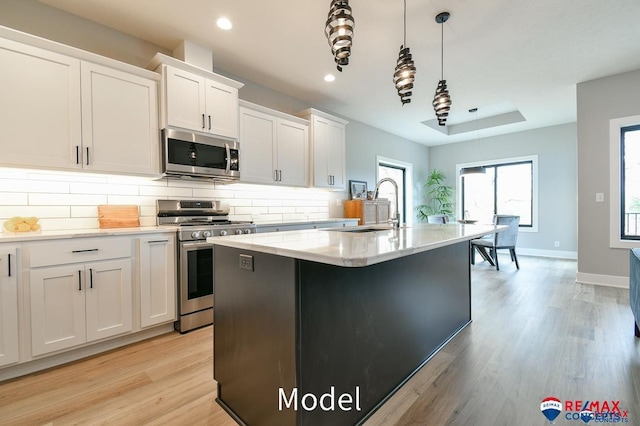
(335, 199, 342, 207)
(554, 241, 560, 248)
(239, 254, 253, 271)
(596, 192, 605, 203)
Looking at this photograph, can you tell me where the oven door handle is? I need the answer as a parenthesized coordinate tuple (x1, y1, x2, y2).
(181, 241, 214, 249)
(225, 143, 231, 175)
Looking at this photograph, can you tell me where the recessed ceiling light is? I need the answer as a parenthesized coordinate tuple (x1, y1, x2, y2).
(324, 74, 336, 82)
(216, 17, 233, 30)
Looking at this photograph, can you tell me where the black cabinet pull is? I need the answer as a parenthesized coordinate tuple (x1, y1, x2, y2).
(78, 270, 82, 291)
(147, 240, 169, 244)
(76, 146, 80, 164)
(7, 253, 11, 277)
(86, 147, 89, 165)
(71, 249, 99, 253)
(208, 115, 212, 130)
(202, 114, 205, 129)
(89, 268, 93, 289)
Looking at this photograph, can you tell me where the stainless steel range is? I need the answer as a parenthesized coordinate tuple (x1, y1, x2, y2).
(157, 199, 256, 333)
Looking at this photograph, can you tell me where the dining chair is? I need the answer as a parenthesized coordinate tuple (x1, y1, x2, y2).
(427, 214, 449, 224)
(471, 215, 520, 270)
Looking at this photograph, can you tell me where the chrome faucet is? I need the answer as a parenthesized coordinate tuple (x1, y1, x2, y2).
(374, 177, 401, 228)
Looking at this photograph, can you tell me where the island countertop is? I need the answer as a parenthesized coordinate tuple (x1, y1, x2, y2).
(207, 223, 504, 267)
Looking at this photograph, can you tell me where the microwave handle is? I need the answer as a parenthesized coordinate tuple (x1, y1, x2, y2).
(225, 143, 231, 174)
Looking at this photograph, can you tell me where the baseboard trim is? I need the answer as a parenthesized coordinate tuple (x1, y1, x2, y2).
(576, 272, 629, 289)
(517, 248, 577, 259)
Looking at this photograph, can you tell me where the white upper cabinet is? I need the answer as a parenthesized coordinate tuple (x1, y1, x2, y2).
(150, 54, 243, 140)
(0, 33, 160, 176)
(0, 38, 82, 170)
(81, 62, 159, 175)
(239, 102, 309, 187)
(298, 109, 348, 190)
(0, 247, 19, 368)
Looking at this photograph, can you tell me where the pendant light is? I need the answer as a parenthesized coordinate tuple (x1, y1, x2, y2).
(433, 12, 452, 126)
(325, 0, 355, 72)
(393, 0, 416, 105)
(460, 108, 486, 176)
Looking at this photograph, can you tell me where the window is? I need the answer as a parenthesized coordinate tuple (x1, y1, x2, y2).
(460, 159, 534, 227)
(376, 156, 413, 225)
(621, 124, 640, 239)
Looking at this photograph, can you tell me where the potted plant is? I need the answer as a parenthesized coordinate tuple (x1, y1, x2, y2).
(417, 169, 454, 221)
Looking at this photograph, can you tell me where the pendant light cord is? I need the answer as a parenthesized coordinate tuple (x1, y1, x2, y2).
(403, 0, 407, 46)
(440, 20, 444, 80)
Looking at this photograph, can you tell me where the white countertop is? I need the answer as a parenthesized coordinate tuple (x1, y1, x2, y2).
(207, 223, 505, 267)
(0, 226, 177, 242)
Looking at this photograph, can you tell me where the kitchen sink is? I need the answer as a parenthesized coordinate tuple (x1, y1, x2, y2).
(328, 225, 395, 233)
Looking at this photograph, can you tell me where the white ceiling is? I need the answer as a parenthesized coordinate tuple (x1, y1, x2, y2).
(38, 0, 640, 146)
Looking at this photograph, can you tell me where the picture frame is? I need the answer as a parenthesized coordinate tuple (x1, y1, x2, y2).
(349, 180, 368, 199)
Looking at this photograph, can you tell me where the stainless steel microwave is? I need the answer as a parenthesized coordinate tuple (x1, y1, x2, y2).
(161, 128, 240, 181)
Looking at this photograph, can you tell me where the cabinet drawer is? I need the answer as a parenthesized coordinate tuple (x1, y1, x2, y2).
(29, 237, 132, 268)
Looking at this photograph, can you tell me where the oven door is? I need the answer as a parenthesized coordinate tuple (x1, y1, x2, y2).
(179, 241, 214, 315)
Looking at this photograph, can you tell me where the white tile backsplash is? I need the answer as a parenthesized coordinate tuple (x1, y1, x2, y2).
(0, 167, 335, 231)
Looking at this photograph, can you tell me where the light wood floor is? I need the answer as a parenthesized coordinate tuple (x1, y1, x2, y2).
(1, 255, 638, 425)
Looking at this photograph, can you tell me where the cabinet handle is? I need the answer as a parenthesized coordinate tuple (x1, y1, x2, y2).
(7, 253, 10, 277)
(86, 147, 90, 165)
(274, 170, 278, 182)
(76, 146, 80, 164)
(278, 170, 282, 182)
(208, 115, 212, 130)
(202, 114, 206, 129)
(89, 268, 93, 289)
(72, 249, 99, 253)
(78, 270, 82, 291)
(147, 239, 169, 244)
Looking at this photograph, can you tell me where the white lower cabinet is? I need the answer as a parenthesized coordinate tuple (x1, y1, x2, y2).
(0, 247, 19, 367)
(28, 237, 133, 357)
(137, 235, 176, 328)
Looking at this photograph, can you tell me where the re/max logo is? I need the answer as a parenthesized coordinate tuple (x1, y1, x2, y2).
(565, 400, 625, 414)
(278, 386, 362, 412)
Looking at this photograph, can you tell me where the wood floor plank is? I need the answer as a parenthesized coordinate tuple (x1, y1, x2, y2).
(1, 255, 639, 425)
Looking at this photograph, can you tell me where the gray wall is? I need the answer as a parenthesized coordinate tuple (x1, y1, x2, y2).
(428, 123, 578, 254)
(577, 69, 640, 278)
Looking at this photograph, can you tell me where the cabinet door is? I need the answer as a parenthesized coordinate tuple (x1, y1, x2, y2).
(311, 116, 331, 188)
(0, 248, 19, 367)
(0, 38, 81, 170)
(277, 119, 309, 187)
(205, 79, 239, 139)
(30, 265, 86, 356)
(165, 65, 206, 132)
(81, 62, 159, 175)
(85, 259, 133, 342)
(239, 107, 277, 184)
(138, 236, 176, 328)
(327, 121, 346, 189)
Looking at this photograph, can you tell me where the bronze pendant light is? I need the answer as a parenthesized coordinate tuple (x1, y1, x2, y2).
(393, 0, 416, 105)
(325, 0, 355, 72)
(433, 12, 452, 126)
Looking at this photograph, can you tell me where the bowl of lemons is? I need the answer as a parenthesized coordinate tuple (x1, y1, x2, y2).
(3, 216, 41, 233)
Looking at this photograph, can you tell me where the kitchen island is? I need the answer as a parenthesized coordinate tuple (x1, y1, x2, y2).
(208, 223, 503, 426)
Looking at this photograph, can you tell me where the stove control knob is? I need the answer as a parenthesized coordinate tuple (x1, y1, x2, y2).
(202, 230, 212, 238)
(191, 231, 200, 239)
(244, 229, 252, 234)
(235, 229, 243, 235)
(219, 230, 228, 236)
